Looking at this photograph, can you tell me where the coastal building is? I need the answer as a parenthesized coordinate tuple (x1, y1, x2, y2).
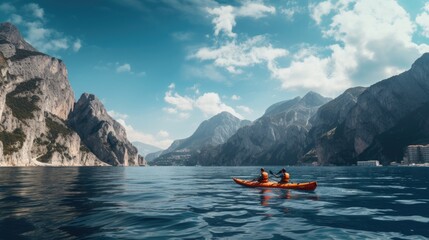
(404, 145, 429, 163)
(357, 160, 380, 166)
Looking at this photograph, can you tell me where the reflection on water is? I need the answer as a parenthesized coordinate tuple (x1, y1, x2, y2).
(0, 166, 428, 239)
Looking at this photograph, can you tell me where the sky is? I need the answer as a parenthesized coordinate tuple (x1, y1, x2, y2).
(1, 0, 429, 149)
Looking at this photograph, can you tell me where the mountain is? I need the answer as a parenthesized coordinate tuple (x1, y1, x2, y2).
(150, 111, 251, 165)
(132, 141, 163, 157)
(69, 94, 145, 166)
(0, 22, 143, 166)
(315, 53, 429, 165)
(194, 92, 331, 166)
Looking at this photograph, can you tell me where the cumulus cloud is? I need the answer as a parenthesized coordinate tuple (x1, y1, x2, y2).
(0, 3, 15, 13)
(24, 3, 44, 19)
(195, 92, 243, 118)
(107, 110, 129, 120)
(116, 63, 131, 73)
(163, 83, 243, 119)
(416, 3, 429, 38)
(1, 3, 81, 54)
(73, 39, 82, 52)
(231, 95, 241, 100)
(237, 105, 253, 114)
(157, 130, 170, 138)
(280, 1, 305, 22)
(193, 35, 288, 74)
(207, 1, 275, 38)
(271, 0, 429, 96)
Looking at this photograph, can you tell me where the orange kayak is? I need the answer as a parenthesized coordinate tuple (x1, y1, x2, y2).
(232, 178, 317, 191)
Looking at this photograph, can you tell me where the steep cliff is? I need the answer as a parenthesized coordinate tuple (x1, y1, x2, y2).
(317, 53, 429, 165)
(196, 92, 331, 166)
(0, 22, 104, 166)
(0, 22, 143, 166)
(68, 93, 144, 166)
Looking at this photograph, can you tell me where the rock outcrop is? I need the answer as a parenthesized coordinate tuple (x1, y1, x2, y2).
(0, 22, 104, 166)
(0, 22, 143, 166)
(68, 93, 144, 166)
(151, 111, 250, 165)
(316, 53, 429, 165)
(195, 92, 331, 166)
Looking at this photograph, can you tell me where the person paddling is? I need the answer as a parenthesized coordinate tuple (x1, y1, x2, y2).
(255, 168, 269, 183)
(271, 168, 290, 183)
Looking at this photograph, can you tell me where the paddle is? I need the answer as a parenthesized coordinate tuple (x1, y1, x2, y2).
(269, 170, 280, 178)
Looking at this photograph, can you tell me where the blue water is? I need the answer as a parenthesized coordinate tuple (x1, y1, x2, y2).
(0, 166, 428, 239)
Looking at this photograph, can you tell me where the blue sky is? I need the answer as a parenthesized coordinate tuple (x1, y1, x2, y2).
(1, 0, 429, 149)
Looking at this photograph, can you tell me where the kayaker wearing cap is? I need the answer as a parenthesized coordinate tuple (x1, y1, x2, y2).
(257, 168, 269, 183)
(272, 168, 290, 183)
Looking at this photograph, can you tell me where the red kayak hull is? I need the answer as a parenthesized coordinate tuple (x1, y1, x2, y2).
(233, 177, 317, 191)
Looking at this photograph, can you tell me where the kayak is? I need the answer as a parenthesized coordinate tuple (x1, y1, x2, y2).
(232, 178, 317, 191)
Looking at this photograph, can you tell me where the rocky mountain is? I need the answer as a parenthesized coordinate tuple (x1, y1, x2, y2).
(132, 141, 163, 157)
(69, 94, 145, 166)
(194, 92, 331, 166)
(315, 53, 429, 165)
(0, 22, 143, 166)
(150, 111, 250, 165)
(298, 87, 367, 164)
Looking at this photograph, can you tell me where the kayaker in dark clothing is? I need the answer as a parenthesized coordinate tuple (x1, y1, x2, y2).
(271, 168, 290, 183)
(256, 168, 269, 183)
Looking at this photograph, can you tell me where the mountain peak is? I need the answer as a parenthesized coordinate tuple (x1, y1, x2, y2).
(411, 52, 429, 71)
(0, 22, 36, 51)
(300, 91, 331, 107)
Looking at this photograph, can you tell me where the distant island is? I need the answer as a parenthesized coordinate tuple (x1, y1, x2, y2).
(1, 22, 429, 167)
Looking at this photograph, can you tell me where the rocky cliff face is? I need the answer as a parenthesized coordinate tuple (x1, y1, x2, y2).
(0, 22, 143, 166)
(195, 92, 331, 166)
(0, 22, 105, 166)
(151, 112, 250, 165)
(298, 87, 366, 165)
(68, 93, 144, 166)
(317, 53, 429, 165)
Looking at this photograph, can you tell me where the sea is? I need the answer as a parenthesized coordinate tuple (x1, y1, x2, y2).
(0, 166, 428, 239)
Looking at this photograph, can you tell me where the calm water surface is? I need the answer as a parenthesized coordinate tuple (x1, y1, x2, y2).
(0, 166, 428, 239)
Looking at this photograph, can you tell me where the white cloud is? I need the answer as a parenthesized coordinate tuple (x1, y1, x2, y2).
(164, 89, 194, 111)
(115, 118, 172, 149)
(9, 14, 23, 24)
(157, 130, 170, 138)
(272, 0, 429, 96)
(237, 105, 253, 114)
(163, 85, 243, 119)
(1, 4, 81, 54)
(195, 92, 243, 118)
(73, 39, 82, 52)
(416, 3, 429, 38)
(193, 35, 288, 74)
(206, 1, 275, 38)
(168, 83, 175, 89)
(207, 5, 236, 38)
(280, 1, 305, 22)
(231, 95, 241, 100)
(236, 1, 276, 19)
(24, 3, 44, 19)
(110, 111, 172, 149)
(107, 110, 129, 120)
(0, 3, 15, 13)
(116, 63, 131, 73)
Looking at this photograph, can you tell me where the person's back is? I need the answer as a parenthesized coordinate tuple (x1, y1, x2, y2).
(258, 168, 269, 183)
